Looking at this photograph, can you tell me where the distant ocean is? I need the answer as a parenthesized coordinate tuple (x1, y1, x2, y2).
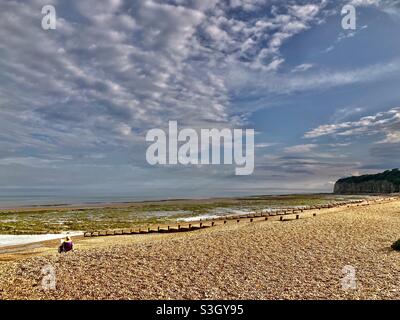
(0, 194, 167, 209)
(0, 188, 318, 208)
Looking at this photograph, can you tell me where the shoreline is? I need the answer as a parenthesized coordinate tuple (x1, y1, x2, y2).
(0, 192, 343, 212)
(0, 195, 393, 247)
(0, 196, 396, 261)
(0, 232, 84, 249)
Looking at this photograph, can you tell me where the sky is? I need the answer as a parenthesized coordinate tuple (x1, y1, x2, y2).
(0, 0, 400, 201)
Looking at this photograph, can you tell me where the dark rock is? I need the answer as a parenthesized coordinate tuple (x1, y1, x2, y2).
(334, 169, 400, 194)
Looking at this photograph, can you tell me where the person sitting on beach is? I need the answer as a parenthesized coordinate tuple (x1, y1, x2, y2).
(58, 236, 74, 253)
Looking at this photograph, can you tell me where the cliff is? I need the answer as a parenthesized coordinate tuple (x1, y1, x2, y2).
(334, 169, 400, 194)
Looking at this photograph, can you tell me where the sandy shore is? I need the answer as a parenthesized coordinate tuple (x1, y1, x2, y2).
(1, 199, 400, 300)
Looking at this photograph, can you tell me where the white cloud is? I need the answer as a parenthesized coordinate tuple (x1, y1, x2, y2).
(255, 143, 278, 148)
(349, 0, 400, 17)
(377, 131, 400, 143)
(291, 63, 314, 73)
(304, 107, 400, 144)
(284, 144, 318, 153)
(228, 59, 400, 99)
(349, 0, 380, 7)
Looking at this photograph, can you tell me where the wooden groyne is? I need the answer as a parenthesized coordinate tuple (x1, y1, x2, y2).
(83, 196, 399, 238)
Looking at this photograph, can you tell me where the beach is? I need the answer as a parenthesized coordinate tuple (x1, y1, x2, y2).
(1, 199, 400, 300)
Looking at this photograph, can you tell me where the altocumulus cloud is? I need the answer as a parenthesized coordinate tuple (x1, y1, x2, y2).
(304, 107, 400, 142)
(0, 0, 329, 161)
(0, 0, 330, 148)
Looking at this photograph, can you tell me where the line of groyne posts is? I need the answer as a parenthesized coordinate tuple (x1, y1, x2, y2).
(83, 197, 398, 238)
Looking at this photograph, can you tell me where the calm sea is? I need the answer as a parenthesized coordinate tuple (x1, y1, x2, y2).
(0, 194, 167, 209)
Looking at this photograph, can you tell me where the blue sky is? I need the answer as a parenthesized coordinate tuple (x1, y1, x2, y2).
(0, 0, 400, 200)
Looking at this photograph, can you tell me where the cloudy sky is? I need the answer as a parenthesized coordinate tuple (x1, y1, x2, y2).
(0, 0, 400, 201)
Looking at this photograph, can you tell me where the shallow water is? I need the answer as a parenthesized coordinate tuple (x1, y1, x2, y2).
(0, 232, 83, 248)
(176, 209, 259, 222)
(177, 214, 221, 222)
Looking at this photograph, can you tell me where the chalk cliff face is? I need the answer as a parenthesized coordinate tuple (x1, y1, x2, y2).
(334, 180, 399, 194)
(334, 169, 400, 194)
